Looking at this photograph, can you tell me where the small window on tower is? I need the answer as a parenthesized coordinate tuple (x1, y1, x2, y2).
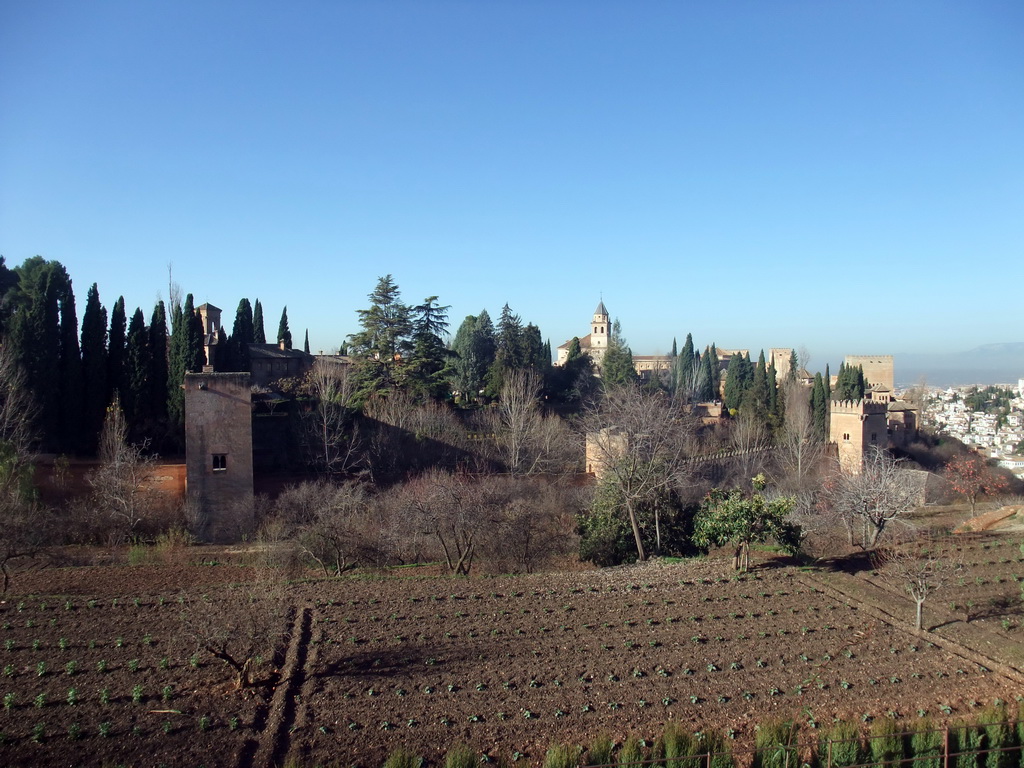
(212, 454, 227, 472)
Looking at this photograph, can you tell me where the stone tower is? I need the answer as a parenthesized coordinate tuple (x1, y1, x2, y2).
(196, 303, 222, 370)
(589, 300, 610, 365)
(185, 372, 253, 542)
(829, 398, 888, 474)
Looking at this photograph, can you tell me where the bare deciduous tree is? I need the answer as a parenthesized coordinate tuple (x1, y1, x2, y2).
(729, 408, 771, 482)
(178, 578, 289, 688)
(489, 368, 579, 476)
(821, 447, 922, 549)
(402, 469, 487, 575)
(304, 358, 360, 474)
(773, 382, 825, 491)
(584, 383, 698, 561)
(90, 394, 157, 543)
(0, 345, 43, 591)
(872, 535, 963, 631)
(292, 480, 375, 576)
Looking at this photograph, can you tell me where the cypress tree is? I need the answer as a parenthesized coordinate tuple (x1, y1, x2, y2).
(675, 333, 695, 396)
(787, 348, 798, 382)
(107, 296, 127, 402)
(214, 326, 228, 371)
(10, 258, 68, 447)
(303, 329, 310, 355)
(226, 298, 254, 372)
(167, 298, 188, 433)
(80, 283, 108, 446)
(698, 350, 715, 401)
(811, 373, 827, 440)
(723, 353, 744, 412)
(185, 294, 206, 371)
(744, 350, 770, 421)
(58, 279, 84, 451)
(253, 299, 266, 344)
(768, 360, 784, 431)
(123, 308, 150, 433)
(709, 344, 721, 399)
(277, 306, 292, 349)
(148, 301, 168, 426)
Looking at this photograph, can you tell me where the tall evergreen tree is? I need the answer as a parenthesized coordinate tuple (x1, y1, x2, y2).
(709, 344, 721, 399)
(449, 312, 495, 403)
(80, 282, 109, 446)
(252, 299, 266, 344)
(347, 275, 412, 403)
(107, 296, 127, 402)
(148, 301, 168, 427)
(485, 304, 525, 398)
(723, 353, 743, 412)
(787, 348, 798, 382)
(166, 296, 196, 434)
(0, 256, 21, 338)
(303, 329, 310, 354)
(601, 319, 639, 387)
(811, 372, 828, 440)
(697, 349, 715, 401)
(58, 279, 83, 450)
(741, 350, 770, 423)
(9, 258, 70, 447)
(522, 323, 547, 371)
(677, 333, 695, 393)
(123, 308, 150, 433)
(185, 295, 206, 372)
(225, 298, 254, 372)
(277, 306, 292, 349)
(767, 360, 784, 431)
(405, 296, 451, 401)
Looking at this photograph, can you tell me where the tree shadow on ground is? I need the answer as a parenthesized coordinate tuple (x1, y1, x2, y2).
(806, 550, 876, 575)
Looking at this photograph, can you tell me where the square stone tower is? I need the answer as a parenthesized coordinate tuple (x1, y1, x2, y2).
(829, 398, 888, 474)
(844, 355, 894, 391)
(185, 372, 253, 542)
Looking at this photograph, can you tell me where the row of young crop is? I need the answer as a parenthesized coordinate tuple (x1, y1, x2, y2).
(336, 704, 1024, 768)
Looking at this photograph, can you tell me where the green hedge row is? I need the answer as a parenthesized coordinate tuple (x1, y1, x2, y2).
(360, 704, 1024, 768)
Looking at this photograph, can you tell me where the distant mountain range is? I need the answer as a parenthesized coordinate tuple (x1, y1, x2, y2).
(895, 343, 1024, 388)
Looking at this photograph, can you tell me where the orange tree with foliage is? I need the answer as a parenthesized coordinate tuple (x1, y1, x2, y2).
(944, 454, 1008, 515)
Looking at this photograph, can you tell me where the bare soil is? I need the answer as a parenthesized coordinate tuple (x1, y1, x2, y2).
(1, 540, 1022, 768)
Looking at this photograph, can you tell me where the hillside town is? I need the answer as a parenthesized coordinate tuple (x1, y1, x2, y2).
(924, 381, 1024, 477)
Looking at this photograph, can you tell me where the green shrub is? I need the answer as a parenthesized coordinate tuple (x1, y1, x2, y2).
(700, 730, 735, 768)
(382, 748, 422, 768)
(951, 721, 983, 768)
(544, 744, 582, 768)
(664, 722, 701, 768)
(585, 735, 614, 767)
(820, 720, 864, 768)
(977, 706, 1015, 768)
(909, 719, 943, 768)
(618, 737, 645, 768)
(445, 744, 476, 768)
(870, 717, 905, 768)
(754, 721, 798, 768)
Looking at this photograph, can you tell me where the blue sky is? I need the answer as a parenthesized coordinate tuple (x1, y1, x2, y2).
(2, 2, 1022, 373)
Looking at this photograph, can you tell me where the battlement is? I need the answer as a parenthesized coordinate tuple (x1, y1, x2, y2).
(829, 399, 888, 415)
